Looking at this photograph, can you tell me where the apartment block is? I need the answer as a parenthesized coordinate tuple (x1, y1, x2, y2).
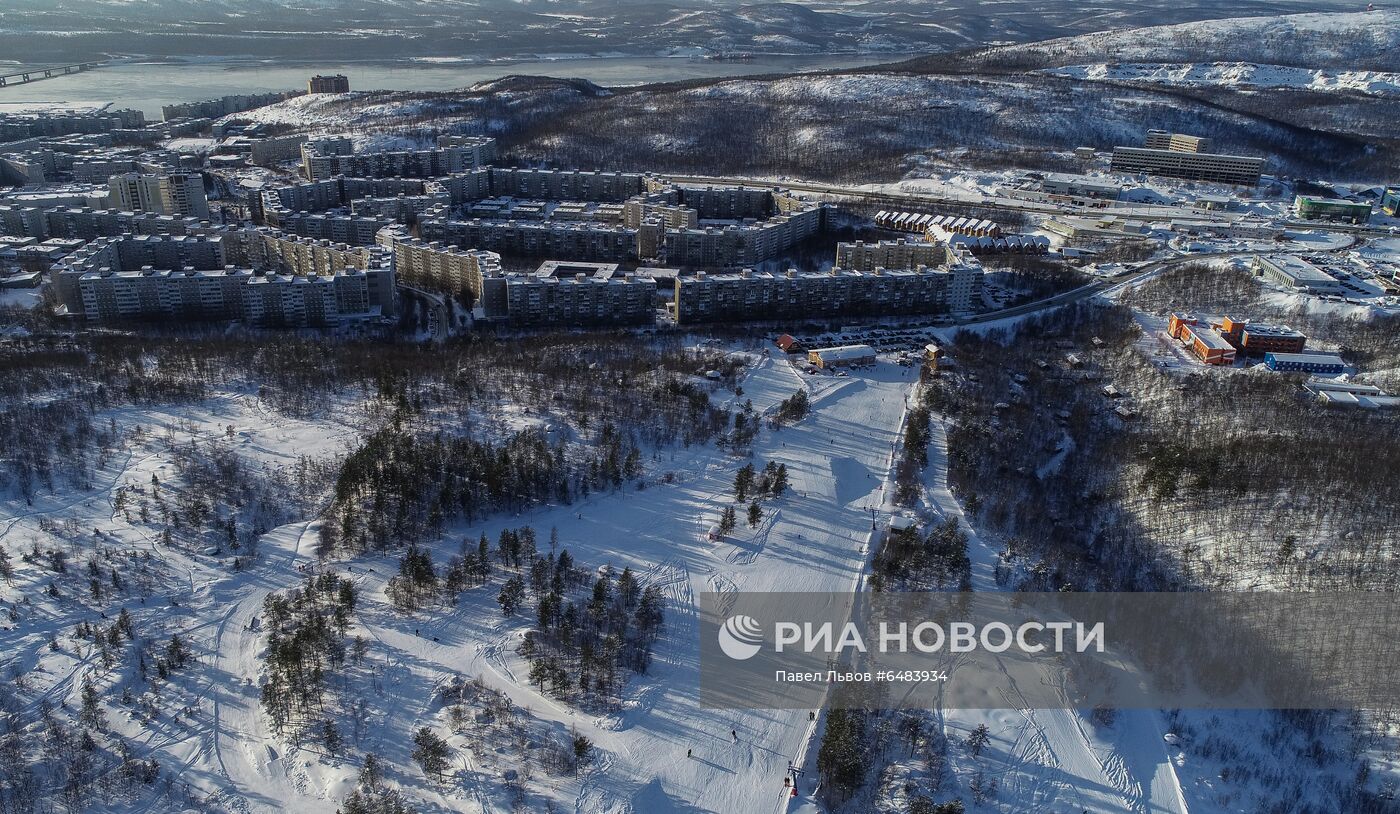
(161, 91, 301, 121)
(307, 75, 350, 94)
(55, 232, 393, 325)
(107, 172, 210, 219)
(377, 226, 503, 301)
(836, 239, 946, 272)
(250, 135, 310, 166)
(1144, 130, 1214, 153)
(421, 217, 639, 262)
(301, 136, 496, 181)
(504, 270, 654, 327)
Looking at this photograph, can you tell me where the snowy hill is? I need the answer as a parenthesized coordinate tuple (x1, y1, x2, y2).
(1043, 61, 1400, 97)
(927, 9, 1400, 73)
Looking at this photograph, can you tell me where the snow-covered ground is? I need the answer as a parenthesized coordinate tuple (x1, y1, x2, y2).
(0, 343, 1222, 813)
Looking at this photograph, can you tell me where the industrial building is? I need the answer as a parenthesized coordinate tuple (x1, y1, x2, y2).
(1254, 255, 1345, 295)
(1109, 147, 1265, 187)
(1040, 173, 1122, 200)
(1041, 215, 1154, 246)
(1292, 195, 1372, 224)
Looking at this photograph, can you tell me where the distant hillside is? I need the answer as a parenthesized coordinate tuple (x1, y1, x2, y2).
(900, 10, 1400, 73)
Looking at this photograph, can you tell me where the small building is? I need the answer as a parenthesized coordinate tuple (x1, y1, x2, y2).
(0, 270, 41, 288)
(1304, 379, 1397, 408)
(1041, 172, 1122, 200)
(923, 342, 946, 368)
(809, 344, 876, 369)
(1194, 194, 1236, 211)
(1265, 351, 1345, 375)
(775, 333, 804, 354)
(1382, 186, 1400, 217)
(1292, 195, 1372, 224)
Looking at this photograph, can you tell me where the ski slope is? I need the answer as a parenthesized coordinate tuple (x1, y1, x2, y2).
(0, 351, 1199, 813)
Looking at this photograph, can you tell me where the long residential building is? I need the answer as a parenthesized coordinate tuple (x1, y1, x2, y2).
(673, 261, 982, 324)
(53, 233, 394, 325)
(301, 136, 496, 181)
(161, 91, 302, 122)
(1109, 147, 1265, 187)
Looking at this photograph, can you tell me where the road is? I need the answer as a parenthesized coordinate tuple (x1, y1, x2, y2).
(662, 173, 1400, 238)
(397, 283, 450, 342)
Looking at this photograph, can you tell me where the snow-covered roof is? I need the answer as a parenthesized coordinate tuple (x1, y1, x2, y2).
(811, 344, 876, 361)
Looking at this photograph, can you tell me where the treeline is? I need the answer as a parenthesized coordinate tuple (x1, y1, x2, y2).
(870, 518, 970, 592)
(323, 415, 644, 553)
(0, 331, 736, 506)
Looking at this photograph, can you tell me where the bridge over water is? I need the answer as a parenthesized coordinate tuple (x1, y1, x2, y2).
(0, 62, 105, 88)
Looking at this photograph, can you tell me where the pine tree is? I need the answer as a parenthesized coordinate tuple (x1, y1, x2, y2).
(966, 723, 991, 757)
(735, 464, 755, 502)
(166, 634, 189, 669)
(497, 576, 525, 617)
(0, 543, 12, 584)
(321, 719, 342, 754)
(719, 506, 737, 536)
(358, 753, 383, 790)
(617, 567, 639, 609)
(747, 501, 763, 528)
(411, 727, 453, 781)
(772, 464, 789, 497)
(79, 677, 105, 731)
